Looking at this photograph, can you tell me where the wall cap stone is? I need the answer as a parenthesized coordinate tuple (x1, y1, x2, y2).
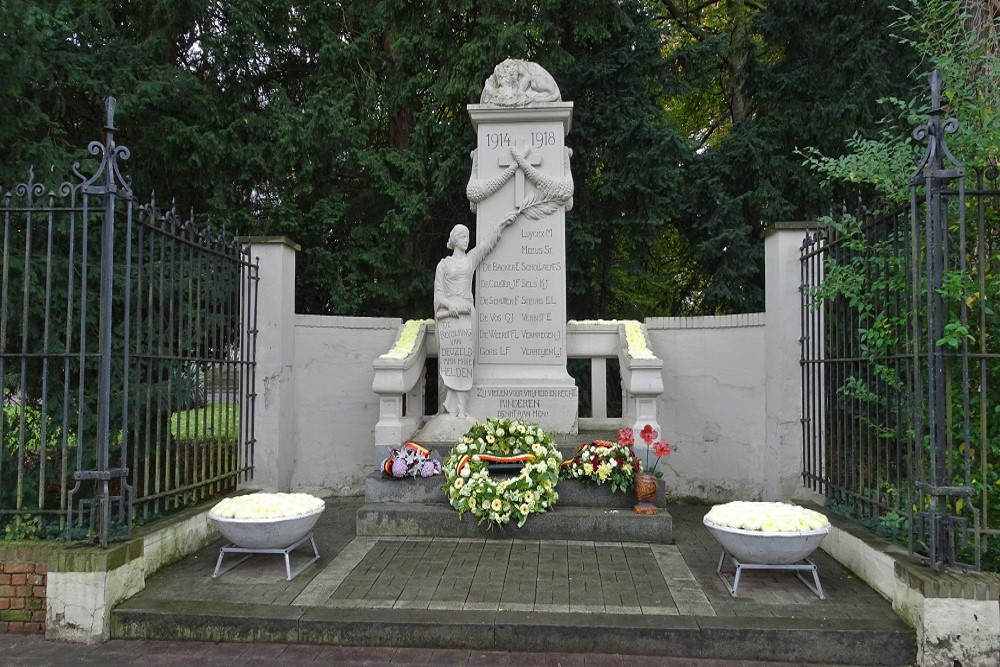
(0, 495, 224, 573)
(237, 236, 301, 252)
(646, 313, 765, 329)
(296, 314, 401, 330)
(763, 221, 823, 238)
(894, 559, 1000, 600)
(801, 501, 1000, 601)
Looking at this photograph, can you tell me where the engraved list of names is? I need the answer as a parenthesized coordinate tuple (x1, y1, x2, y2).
(474, 119, 568, 368)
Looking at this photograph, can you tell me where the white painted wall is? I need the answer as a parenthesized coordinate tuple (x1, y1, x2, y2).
(260, 311, 770, 499)
(290, 315, 399, 495)
(647, 315, 768, 502)
(248, 227, 806, 501)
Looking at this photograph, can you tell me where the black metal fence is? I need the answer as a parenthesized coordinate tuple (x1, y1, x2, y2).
(0, 98, 259, 546)
(801, 73, 999, 570)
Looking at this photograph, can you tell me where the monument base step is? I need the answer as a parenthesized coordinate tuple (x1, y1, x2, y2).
(355, 502, 673, 543)
(365, 472, 664, 508)
(110, 601, 915, 666)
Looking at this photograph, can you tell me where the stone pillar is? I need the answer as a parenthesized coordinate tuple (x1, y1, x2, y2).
(243, 237, 299, 491)
(764, 223, 811, 500)
(464, 61, 578, 433)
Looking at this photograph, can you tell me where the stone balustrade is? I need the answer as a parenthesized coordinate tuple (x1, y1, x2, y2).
(371, 320, 663, 449)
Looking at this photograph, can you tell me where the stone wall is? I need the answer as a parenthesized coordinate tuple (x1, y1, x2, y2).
(288, 315, 399, 495)
(250, 309, 772, 499)
(648, 314, 768, 502)
(0, 499, 220, 642)
(246, 227, 806, 501)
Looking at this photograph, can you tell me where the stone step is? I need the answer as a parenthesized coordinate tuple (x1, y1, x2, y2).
(110, 600, 915, 665)
(355, 502, 673, 544)
(365, 473, 664, 508)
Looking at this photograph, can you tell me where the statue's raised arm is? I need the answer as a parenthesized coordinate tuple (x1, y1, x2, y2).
(467, 210, 518, 267)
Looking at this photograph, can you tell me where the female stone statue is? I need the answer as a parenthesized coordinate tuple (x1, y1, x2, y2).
(434, 213, 517, 417)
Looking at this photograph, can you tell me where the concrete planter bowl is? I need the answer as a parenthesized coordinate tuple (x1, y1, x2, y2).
(209, 506, 325, 549)
(703, 516, 829, 564)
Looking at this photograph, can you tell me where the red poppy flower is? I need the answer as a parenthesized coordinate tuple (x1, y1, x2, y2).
(617, 427, 634, 446)
(652, 440, 671, 458)
(640, 424, 658, 445)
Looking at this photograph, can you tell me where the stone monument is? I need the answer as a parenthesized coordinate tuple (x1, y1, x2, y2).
(420, 59, 577, 440)
(464, 59, 578, 433)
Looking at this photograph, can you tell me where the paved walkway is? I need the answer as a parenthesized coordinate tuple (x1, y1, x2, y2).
(136, 499, 853, 608)
(134, 499, 889, 619)
(5, 497, 917, 665)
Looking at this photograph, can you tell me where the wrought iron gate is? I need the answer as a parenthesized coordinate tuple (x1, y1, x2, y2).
(801, 72, 999, 570)
(1, 98, 259, 546)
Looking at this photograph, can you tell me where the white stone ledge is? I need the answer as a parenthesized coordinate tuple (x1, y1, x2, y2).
(806, 502, 1000, 667)
(295, 314, 401, 330)
(646, 313, 765, 329)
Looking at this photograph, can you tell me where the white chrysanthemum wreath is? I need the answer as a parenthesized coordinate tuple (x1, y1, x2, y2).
(705, 501, 830, 533)
(443, 418, 561, 528)
(211, 492, 324, 520)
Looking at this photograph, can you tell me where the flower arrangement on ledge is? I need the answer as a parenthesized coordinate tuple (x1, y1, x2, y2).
(568, 319, 655, 359)
(561, 424, 671, 494)
(381, 441, 442, 478)
(380, 318, 433, 360)
(560, 439, 641, 493)
(211, 492, 325, 520)
(704, 501, 830, 533)
(443, 418, 561, 527)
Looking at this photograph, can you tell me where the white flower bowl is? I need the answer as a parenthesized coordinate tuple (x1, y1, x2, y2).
(703, 516, 829, 564)
(209, 506, 324, 549)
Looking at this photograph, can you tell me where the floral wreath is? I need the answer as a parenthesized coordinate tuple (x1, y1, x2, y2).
(443, 418, 562, 527)
(560, 440, 641, 494)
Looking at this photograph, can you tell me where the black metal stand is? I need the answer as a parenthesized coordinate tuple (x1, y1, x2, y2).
(212, 532, 320, 581)
(716, 550, 825, 599)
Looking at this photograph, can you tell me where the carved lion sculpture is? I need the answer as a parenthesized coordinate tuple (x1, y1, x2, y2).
(480, 59, 561, 106)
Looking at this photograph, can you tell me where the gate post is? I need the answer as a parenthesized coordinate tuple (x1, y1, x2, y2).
(244, 237, 300, 491)
(764, 222, 813, 500)
(70, 96, 135, 546)
(908, 70, 971, 570)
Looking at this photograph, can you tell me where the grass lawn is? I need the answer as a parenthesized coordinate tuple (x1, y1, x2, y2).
(170, 402, 240, 442)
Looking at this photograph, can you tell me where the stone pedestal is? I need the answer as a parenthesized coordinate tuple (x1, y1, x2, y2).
(466, 102, 578, 433)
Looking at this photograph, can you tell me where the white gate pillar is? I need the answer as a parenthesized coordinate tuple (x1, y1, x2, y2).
(764, 223, 811, 500)
(244, 237, 300, 491)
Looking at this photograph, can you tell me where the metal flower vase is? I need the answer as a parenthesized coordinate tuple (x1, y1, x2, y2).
(633, 471, 659, 515)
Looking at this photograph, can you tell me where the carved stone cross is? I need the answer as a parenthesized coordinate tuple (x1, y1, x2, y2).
(498, 142, 541, 209)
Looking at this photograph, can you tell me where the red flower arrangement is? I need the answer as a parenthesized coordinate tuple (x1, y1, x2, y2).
(560, 434, 642, 494)
(619, 424, 671, 479)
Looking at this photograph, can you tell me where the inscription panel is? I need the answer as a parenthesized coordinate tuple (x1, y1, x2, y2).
(470, 386, 578, 430)
(474, 120, 567, 366)
(437, 315, 474, 391)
